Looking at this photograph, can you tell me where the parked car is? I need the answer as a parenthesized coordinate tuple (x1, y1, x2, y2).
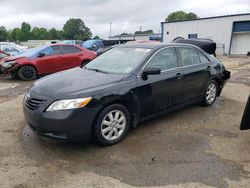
(0, 50, 9, 60)
(0, 42, 27, 56)
(23, 43, 230, 146)
(0, 44, 96, 80)
(61, 40, 83, 45)
(172, 38, 217, 56)
(82, 39, 132, 55)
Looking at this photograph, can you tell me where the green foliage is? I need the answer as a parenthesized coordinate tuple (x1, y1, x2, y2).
(63, 18, 92, 41)
(0, 26, 8, 41)
(3, 18, 92, 42)
(120, 32, 132, 36)
(134, 30, 154, 35)
(21, 22, 31, 41)
(166, 11, 198, 22)
(93, 35, 101, 40)
(30, 27, 48, 40)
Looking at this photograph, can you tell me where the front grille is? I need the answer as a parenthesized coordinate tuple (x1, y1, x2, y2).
(25, 98, 46, 111)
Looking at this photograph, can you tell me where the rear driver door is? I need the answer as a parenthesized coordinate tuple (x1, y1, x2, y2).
(177, 47, 211, 103)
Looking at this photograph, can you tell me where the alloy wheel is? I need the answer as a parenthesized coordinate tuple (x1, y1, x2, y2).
(101, 110, 126, 141)
(206, 82, 217, 104)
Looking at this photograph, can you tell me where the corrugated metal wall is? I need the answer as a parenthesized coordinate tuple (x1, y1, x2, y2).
(162, 14, 250, 55)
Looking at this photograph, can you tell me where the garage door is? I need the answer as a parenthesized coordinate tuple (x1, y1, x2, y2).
(231, 32, 250, 55)
(231, 21, 250, 55)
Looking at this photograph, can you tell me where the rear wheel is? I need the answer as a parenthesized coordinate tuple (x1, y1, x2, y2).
(201, 80, 218, 106)
(94, 104, 130, 146)
(18, 65, 37, 81)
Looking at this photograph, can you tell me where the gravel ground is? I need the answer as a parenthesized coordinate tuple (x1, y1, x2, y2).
(0, 57, 250, 188)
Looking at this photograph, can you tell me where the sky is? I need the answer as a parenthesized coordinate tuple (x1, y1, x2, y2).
(0, 0, 250, 39)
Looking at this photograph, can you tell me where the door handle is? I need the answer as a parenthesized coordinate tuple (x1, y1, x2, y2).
(176, 73, 183, 80)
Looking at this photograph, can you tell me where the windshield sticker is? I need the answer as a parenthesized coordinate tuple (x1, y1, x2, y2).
(134, 48, 151, 53)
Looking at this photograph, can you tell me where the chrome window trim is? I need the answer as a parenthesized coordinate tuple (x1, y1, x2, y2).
(137, 47, 179, 77)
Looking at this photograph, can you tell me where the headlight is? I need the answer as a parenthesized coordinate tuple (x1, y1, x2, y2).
(2, 61, 16, 69)
(46, 97, 92, 111)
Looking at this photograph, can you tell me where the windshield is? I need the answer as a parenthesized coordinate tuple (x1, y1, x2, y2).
(17, 46, 47, 58)
(85, 47, 151, 74)
(82, 40, 96, 49)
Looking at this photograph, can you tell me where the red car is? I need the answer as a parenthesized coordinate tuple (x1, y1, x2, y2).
(0, 44, 97, 80)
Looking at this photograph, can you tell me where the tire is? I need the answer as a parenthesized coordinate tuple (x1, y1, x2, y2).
(94, 104, 130, 146)
(18, 65, 37, 81)
(11, 71, 18, 79)
(201, 80, 218, 106)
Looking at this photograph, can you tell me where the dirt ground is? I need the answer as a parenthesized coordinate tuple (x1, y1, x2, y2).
(0, 57, 250, 188)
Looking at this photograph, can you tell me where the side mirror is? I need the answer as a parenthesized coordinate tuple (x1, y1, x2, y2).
(141, 67, 161, 80)
(38, 52, 45, 58)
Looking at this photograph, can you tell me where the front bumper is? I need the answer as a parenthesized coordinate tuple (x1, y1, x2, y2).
(23, 90, 100, 142)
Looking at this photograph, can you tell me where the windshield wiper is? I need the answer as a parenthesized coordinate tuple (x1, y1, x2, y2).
(85, 67, 109, 74)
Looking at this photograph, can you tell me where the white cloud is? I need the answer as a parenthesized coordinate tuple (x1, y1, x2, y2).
(0, 0, 249, 38)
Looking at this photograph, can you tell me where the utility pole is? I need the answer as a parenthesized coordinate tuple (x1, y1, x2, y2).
(110, 22, 112, 37)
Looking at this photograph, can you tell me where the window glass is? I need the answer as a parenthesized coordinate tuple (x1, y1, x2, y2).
(40, 47, 54, 55)
(51, 46, 61, 55)
(146, 48, 178, 71)
(62, 45, 81, 54)
(2, 45, 19, 53)
(85, 47, 151, 74)
(179, 47, 200, 66)
(198, 51, 210, 63)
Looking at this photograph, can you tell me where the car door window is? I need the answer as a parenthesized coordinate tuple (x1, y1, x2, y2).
(146, 48, 178, 71)
(51, 46, 62, 55)
(179, 47, 201, 66)
(40, 47, 54, 56)
(62, 45, 81, 54)
(198, 51, 210, 63)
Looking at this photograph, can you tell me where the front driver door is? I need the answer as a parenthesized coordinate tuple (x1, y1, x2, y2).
(136, 47, 183, 118)
(36, 46, 62, 74)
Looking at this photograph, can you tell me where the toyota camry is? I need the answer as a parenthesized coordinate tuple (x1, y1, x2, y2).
(23, 43, 230, 146)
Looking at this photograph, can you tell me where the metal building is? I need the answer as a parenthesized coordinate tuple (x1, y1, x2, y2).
(108, 33, 161, 41)
(161, 13, 250, 56)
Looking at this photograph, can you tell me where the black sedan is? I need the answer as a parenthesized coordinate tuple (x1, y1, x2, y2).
(23, 43, 230, 146)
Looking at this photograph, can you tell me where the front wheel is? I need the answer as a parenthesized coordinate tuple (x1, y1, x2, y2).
(18, 65, 37, 81)
(201, 80, 218, 106)
(93, 104, 130, 146)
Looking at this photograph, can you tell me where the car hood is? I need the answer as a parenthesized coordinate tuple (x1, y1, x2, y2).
(0, 55, 25, 64)
(31, 68, 125, 99)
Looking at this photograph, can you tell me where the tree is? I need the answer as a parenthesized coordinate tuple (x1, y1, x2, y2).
(0, 26, 8, 41)
(21, 22, 31, 41)
(48, 28, 63, 40)
(166, 11, 198, 22)
(30, 27, 48, 40)
(9, 28, 22, 42)
(93, 35, 101, 40)
(63, 18, 92, 41)
(134, 29, 154, 35)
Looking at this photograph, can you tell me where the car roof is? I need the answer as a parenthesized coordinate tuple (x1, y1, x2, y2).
(121, 42, 200, 50)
